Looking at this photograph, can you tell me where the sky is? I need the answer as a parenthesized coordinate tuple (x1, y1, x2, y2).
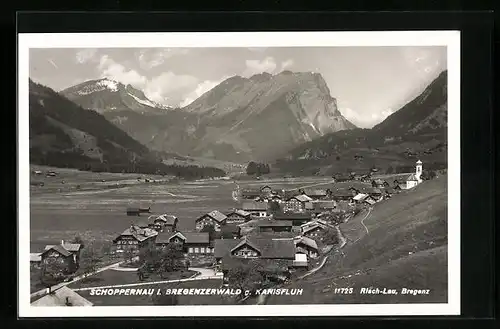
(29, 46, 447, 128)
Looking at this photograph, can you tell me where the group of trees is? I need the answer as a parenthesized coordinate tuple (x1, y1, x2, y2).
(225, 260, 266, 298)
(246, 161, 271, 176)
(137, 244, 186, 281)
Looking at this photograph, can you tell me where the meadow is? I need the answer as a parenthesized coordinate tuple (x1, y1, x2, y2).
(28, 165, 334, 252)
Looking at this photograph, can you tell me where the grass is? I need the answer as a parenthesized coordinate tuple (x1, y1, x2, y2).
(77, 279, 224, 306)
(267, 175, 448, 304)
(68, 269, 197, 290)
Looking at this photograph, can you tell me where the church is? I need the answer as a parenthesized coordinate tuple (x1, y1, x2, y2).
(402, 160, 423, 189)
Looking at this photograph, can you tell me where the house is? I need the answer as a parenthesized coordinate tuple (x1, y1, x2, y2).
(352, 193, 369, 203)
(283, 194, 313, 212)
(330, 188, 354, 201)
(294, 236, 319, 259)
(292, 253, 309, 268)
(256, 220, 293, 233)
(299, 188, 329, 200)
(30, 252, 42, 268)
(225, 209, 252, 224)
(396, 160, 424, 190)
(134, 221, 150, 229)
(241, 189, 262, 200)
(242, 202, 268, 217)
(126, 207, 141, 216)
(139, 206, 151, 213)
(113, 225, 158, 254)
(371, 179, 387, 188)
(220, 225, 242, 239)
(283, 189, 300, 200)
(156, 231, 213, 254)
(273, 212, 312, 226)
(152, 214, 178, 232)
(195, 210, 228, 231)
(363, 196, 377, 206)
(312, 200, 337, 213)
(31, 286, 93, 307)
(214, 236, 296, 262)
(41, 240, 83, 273)
(301, 221, 331, 240)
(260, 185, 273, 195)
(384, 187, 396, 197)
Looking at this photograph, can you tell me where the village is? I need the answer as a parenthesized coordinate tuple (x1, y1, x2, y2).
(30, 160, 429, 306)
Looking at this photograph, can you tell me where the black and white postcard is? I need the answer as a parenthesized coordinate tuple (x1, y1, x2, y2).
(18, 31, 460, 317)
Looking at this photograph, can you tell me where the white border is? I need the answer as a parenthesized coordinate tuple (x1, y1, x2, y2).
(18, 31, 461, 317)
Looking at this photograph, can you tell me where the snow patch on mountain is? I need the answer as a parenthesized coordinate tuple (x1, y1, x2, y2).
(127, 92, 157, 108)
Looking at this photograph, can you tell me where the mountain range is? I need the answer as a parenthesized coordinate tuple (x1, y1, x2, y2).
(29, 80, 226, 178)
(60, 71, 356, 162)
(274, 70, 448, 176)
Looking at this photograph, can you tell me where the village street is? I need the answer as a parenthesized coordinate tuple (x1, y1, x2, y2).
(72, 267, 219, 292)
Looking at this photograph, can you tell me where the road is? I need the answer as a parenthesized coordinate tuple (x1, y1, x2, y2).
(30, 260, 124, 300)
(72, 267, 219, 292)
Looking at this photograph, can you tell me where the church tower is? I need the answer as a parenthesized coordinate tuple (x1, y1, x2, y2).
(415, 160, 423, 182)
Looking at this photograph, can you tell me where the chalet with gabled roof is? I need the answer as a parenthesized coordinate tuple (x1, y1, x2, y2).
(330, 188, 353, 201)
(301, 221, 333, 240)
(242, 201, 268, 217)
(214, 236, 296, 261)
(156, 231, 213, 254)
(113, 225, 158, 254)
(294, 236, 319, 259)
(283, 194, 313, 212)
(273, 212, 312, 226)
(241, 189, 262, 200)
(299, 188, 330, 200)
(260, 185, 273, 194)
(41, 240, 83, 274)
(225, 209, 252, 224)
(152, 214, 178, 232)
(195, 210, 228, 231)
(31, 286, 93, 307)
(256, 220, 293, 233)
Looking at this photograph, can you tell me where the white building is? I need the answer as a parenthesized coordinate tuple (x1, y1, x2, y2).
(404, 160, 423, 189)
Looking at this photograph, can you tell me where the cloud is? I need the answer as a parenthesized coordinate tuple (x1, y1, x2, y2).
(98, 55, 147, 87)
(243, 57, 277, 76)
(340, 107, 394, 128)
(280, 59, 294, 71)
(137, 48, 191, 70)
(75, 49, 98, 64)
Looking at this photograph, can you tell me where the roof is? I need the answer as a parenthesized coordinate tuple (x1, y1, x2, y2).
(155, 214, 177, 225)
(364, 198, 377, 205)
(42, 245, 72, 257)
(197, 210, 227, 223)
(273, 212, 312, 220)
(126, 207, 141, 212)
(370, 188, 382, 194)
(295, 236, 318, 250)
(134, 221, 150, 227)
(288, 194, 313, 202)
(330, 188, 353, 197)
(30, 253, 42, 262)
(260, 185, 273, 191)
(416, 160, 422, 164)
(406, 173, 419, 181)
(156, 231, 209, 244)
(214, 237, 295, 259)
(302, 222, 329, 234)
(372, 179, 385, 185)
(385, 187, 396, 194)
(247, 231, 298, 240)
(353, 193, 368, 201)
(396, 184, 407, 189)
(31, 286, 93, 307)
(226, 209, 251, 218)
(219, 257, 292, 272)
(44, 243, 82, 253)
(241, 189, 262, 197)
(301, 189, 328, 196)
(295, 253, 308, 262)
(256, 220, 293, 227)
(242, 201, 268, 211)
(115, 225, 158, 242)
(314, 201, 337, 209)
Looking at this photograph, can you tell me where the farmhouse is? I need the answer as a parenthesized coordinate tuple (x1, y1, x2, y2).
(301, 221, 331, 240)
(256, 220, 293, 233)
(299, 188, 330, 200)
(225, 209, 252, 224)
(152, 214, 178, 232)
(273, 212, 312, 226)
(294, 236, 319, 259)
(283, 194, 313, 212)
(330, 188, 353, 201)
(260, 185, 273, 194)
(371, 179, 389, 188)
(41, 240, 83, 273)
(363, 196, 377, 206)
(156, 231, 213, 254)
(195, 210, 228, 231)
(352, 193, 369, 203)
(241, 189, 262, 200)
(31, 286, 93, 307)
(305, 200, 337, 215)
(113, 225, 158, 254)
(368, 188, 383, 200)
(30, 252, 42, 268)
(242, 202, 268, 217)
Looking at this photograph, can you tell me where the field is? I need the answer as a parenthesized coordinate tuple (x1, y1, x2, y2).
(266, 175, 448, 304)
(28, 165, 334, 252)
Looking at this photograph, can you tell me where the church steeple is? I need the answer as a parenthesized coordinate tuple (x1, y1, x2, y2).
(415, 160, 423, 182)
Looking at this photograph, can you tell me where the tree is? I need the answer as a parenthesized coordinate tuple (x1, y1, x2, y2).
(246, 161, 258, 175)
(386, 166, 394, 174)
(226, 260, 265, 297)
(200, 223, 217, 241)
(70, 235, 84, 246)
(79, 242, 103, 277)
(40, 260, 66, 289)
(268, 201, 281, 214)
(321, 228, 340, 246)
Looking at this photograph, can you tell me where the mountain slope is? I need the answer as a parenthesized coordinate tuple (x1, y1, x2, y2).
(267, 175, 448, 304)
(275, 71, 448, 175)
(29, 80, 226, 178)
(61, 72, 356, 163)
